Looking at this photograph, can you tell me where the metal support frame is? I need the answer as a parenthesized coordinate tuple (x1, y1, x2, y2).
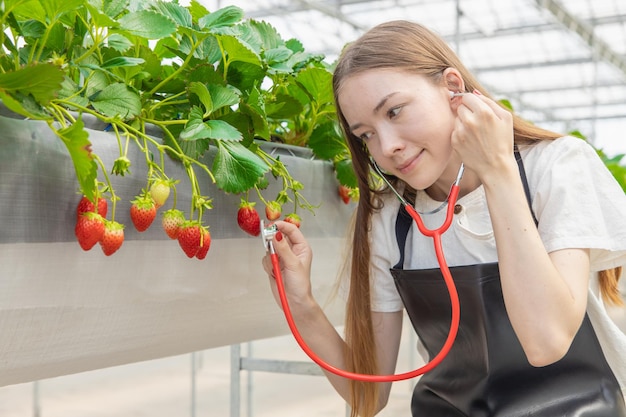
(535, 0, 626, 77)
(230, 343, 350, 417)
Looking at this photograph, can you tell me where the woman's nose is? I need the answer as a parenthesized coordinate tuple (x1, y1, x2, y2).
(379, 131, 404, 157)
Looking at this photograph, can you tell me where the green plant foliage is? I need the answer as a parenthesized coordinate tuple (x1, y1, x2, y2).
(0, 0, 355, 222)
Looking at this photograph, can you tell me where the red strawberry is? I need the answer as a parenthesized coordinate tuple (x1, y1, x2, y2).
(130, 195, 157, 232)
(284, 213, 301, 228)
(99, 220, 125, 256)
(162, 209, 185, 239)
(338, 185, 351, 204)
(237, 200, 260, 236)
(76, 195, 107, 218)
(177, 222, 202, 258)
(149, 180, 171, 208)
(75, 212, 106, 250)
(195, 227, 211, 260)
(265, 201, 282, 221)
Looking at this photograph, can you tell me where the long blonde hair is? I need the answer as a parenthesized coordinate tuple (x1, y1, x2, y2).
(332, 20, 622, 417)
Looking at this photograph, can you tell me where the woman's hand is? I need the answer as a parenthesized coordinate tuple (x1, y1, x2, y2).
(451, 90, 515, 181)
(261, 220, 315, 311)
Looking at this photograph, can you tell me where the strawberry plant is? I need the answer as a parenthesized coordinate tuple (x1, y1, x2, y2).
(0, 0, 357, 258)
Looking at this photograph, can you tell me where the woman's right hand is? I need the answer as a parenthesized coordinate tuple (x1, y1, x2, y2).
(261, 220, 315, 311)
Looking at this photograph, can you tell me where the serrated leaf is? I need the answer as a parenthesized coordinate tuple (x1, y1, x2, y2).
(0, 63, 64, 104)
(264, 47, 292, 64)
(151, 0, 192, 28)
(208, 84, 240, 111)
(335, 158, 358, 188)
(90, 83, 141, 118)
(266, 93, 303, 119)
(101, 56, 145, 68)
(308, 122, 347, 160)
(55, 118, 98, 200)
(295, 67, 334, 104)
(218, 34, 262, 67)
(198, 5, 244, 29)
(188, 82, 213, 115)
(213, 140, 269, 193)
(118, 10, 177, 40)
(57, 76, 90, 109)
(107, 33, 133, 52)
(181, 119, 242, 142)
(0, 91, 50, 120)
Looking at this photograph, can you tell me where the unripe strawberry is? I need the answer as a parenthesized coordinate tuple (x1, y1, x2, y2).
(99, 220, 125, 256)
(237, 200, 260, 236)
(284, 213, 301, 228)
(162, 209, 185, 239)
(265, 201, 282, 221)
(149, 180, 171, 208)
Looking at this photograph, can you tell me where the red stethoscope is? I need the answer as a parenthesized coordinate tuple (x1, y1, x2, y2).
(262, 161, 464, 382)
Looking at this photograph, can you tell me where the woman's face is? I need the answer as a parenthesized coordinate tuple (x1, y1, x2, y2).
(338, 69, 460, 196)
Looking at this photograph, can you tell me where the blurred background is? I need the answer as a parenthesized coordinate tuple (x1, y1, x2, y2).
(197, 0, 626, 156)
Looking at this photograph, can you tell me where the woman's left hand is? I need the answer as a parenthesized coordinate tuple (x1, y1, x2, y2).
(451, 90, 515, 181)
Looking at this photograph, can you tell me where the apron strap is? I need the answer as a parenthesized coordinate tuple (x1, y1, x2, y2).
(393, 146, 536, 270)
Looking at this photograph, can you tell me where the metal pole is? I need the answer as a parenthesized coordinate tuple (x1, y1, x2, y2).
(191, 352, 197, 417)
(230, 344, 241, 417)
(455, 0, 462, 54)
(33, 381, 41, 417)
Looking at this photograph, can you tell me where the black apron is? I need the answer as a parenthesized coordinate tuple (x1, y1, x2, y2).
(390, 152, 625, 416)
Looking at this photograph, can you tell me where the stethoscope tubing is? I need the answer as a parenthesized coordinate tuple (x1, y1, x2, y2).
(269, 184, 462, 382)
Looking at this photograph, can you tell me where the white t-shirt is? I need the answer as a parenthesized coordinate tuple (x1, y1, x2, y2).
(366, 136, 626, 395)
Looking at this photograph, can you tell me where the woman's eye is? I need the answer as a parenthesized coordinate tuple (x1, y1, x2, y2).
(387, 107, 401, 119)
(358, 132, 372, 141)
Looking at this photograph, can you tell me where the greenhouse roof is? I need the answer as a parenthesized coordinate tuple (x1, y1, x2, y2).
(201, 0, 626, 156)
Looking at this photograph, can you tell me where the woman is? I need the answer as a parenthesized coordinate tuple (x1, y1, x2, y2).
(262, 20, 626, 416)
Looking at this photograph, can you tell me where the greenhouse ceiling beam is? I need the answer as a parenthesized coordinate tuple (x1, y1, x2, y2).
(245, 1, 366, 31)
(294, 0, 367, 30)
(535, 0, 626, 78)
(472, 56, 595, 73)
(510, 80, 626, 95)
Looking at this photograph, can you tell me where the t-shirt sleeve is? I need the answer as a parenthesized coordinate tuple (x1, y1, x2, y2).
(526, 136, 626, 271)
(369, 197, 405, 312)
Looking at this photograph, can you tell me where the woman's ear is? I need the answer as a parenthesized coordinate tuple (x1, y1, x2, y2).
(442, 68, 465, 95)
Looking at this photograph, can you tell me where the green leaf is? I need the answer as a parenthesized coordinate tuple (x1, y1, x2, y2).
(55, 117, 98, 200)
(0, 91, 50, 120)
(107, 33, 133, 52)
(208, 84, 240, 112)
(198, 5, 244, 29)
(0, 63, 65, 104)
(57, 76, 90, 109)
(335, 158, 358, 188)
(213, 140, 269, 193)
(266, 93, 303, 119)
(218, 34, 262, 67)
(295, 67, 334, 104)
(117, 10, 177, 40)
(308, 122, 347, 160)
(265, 46, 293, 65)
(181, 119, 242, 142)
(151, 0, 192, 28)
(40, 0, 84, 19)
(101, 56, 145, 68)
(90, 83, 141, 118)
(188, 82, 213, 115)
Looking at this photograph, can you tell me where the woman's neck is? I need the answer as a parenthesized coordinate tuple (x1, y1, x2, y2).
(425, 166, 481, 201)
